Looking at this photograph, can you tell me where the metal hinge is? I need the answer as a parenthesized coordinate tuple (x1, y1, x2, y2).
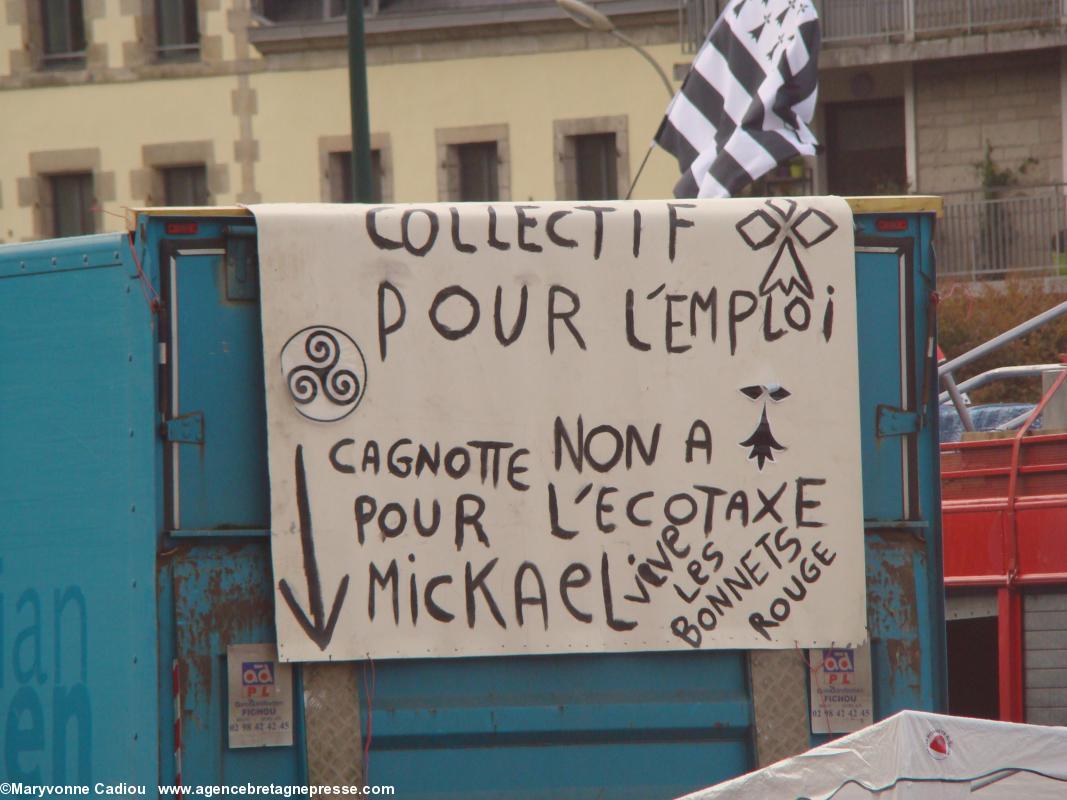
(876, 404, 920, 438)
(163, 411, 204, 444)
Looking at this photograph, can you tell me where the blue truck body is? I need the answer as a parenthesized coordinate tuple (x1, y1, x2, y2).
(0, 202, 945, 797)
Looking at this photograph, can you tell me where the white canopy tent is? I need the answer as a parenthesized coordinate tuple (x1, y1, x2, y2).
(678, 710, 1067, 799)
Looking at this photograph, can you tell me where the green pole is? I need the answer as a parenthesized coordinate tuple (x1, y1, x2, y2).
(347, 0, 373, 203)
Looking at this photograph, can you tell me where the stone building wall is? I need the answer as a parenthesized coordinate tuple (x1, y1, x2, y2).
(915, 50, 1062, 193)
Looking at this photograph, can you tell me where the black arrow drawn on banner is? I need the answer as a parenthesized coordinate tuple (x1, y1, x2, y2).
(278, 444, 350, 651)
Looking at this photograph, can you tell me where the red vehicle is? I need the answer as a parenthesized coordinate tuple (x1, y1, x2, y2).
(941, 328, 1067, 726)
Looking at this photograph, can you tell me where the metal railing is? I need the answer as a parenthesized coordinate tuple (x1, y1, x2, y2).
(680, 0, 1064, 48)
(938, 301, 1067, 431)
(915, 0, 1061, 36)
(936, 188, 1067, 281)
(818, 0, 907, 42)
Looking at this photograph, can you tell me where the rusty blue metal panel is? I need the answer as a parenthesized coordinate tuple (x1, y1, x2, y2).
(0, 234, 159, 785)
(169, 541, 302, 786)
(852, 213, 948, 725)
(361, 651, 753, 798)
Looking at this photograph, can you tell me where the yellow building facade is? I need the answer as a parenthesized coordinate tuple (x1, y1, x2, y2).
(7, 0, 1067, 278)
(0, 0, 687, 243)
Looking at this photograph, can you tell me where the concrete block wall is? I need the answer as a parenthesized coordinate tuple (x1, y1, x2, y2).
(915, 50, 1062, 193)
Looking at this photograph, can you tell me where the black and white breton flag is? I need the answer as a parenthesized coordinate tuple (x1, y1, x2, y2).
(655, 0, 820, 198)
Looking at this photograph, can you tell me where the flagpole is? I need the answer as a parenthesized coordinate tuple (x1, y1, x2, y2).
(625, 142, 656, 200)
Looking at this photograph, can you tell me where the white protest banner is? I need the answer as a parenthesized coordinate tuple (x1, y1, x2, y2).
(252, 199, 865, 662)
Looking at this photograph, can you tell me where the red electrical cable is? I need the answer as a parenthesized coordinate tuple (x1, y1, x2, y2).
(362, 658, 376, 784)
(127, 231, 161, 317)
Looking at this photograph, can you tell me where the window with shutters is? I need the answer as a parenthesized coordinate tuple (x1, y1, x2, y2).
(435, 125, 510, 202)
(573, 134, 619, 201)
(136, 142, 220, 208)
(554, 117, 629, 201)
(327, 150, 384, 204)
(320, 133, 393, 203)
(40, 0, 86, 67)
(454, 142, 499, 202)
(25, 149, 110, 239)
(155, 0, 199, 60)
(162, 165, 210, 206)
(47, 172, 95, 237)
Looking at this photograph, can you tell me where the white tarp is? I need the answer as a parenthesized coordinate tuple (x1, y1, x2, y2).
(251, 199, 865, 662)
(677, 710, 1067, 799)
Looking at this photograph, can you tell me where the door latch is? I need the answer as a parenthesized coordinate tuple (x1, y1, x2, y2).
(876, 404, 920, 438)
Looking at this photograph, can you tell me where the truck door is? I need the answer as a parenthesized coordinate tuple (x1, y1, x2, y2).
(853, 220, 946, 718)
(156, 224, 304, 787)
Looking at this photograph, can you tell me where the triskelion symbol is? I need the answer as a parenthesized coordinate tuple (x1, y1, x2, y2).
(281, 326, 367, 422)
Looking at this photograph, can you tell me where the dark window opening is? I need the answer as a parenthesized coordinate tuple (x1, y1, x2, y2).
(48, 172, 95, 238)
(947, 615, 999, 720)
(574, 133, 619, 200)
(157, 0, 199, 60)
(329, 150, 383, 203)
(41, 0, 86, 67)
(456, 142, 499, 202)
(826, 98, 907, 196)
(162, 165, 209, 207)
